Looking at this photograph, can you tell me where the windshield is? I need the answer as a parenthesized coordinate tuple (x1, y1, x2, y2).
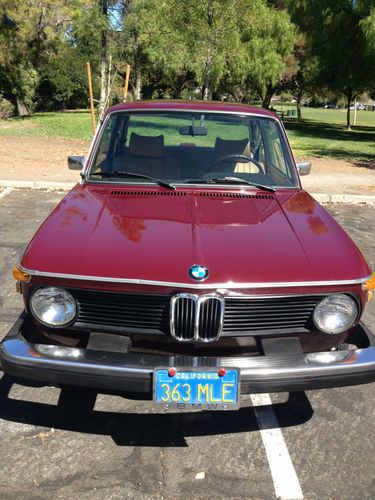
(89, 111, 298, 188)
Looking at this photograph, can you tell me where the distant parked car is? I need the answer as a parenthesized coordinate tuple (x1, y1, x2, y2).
(324, 103, 338, 109)
(348, 103, 367, 110)
(3, 100, 375, 411)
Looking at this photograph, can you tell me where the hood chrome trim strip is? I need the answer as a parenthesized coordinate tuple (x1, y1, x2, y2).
(18, 264, 370, 289)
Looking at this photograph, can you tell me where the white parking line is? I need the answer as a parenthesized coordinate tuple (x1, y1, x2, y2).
(251, 393, 304, 500)
(0, 187, 12, 200)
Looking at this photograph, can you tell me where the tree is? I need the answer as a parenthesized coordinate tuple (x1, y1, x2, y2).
(288, 0, 375, 130)
(0, 0, 133, 115)
(288, 34, 319, 122)
(167, 0, 241, 100)
(116, 0, 296, 105)
(116, 0, 189, 100)
(38, 46, 90, 109)
(0, 0, 72, 114)
(72, 0, 128, 116)
(240, 0, 296, 108)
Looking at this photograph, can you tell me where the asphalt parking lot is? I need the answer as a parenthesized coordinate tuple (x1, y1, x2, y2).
(0, 188, 374, 500)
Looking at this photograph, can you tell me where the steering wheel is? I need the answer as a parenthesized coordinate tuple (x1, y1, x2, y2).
(212, 154, 263, 173)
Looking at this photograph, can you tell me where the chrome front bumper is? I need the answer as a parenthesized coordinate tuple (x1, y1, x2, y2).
(1, 315, 375, 394)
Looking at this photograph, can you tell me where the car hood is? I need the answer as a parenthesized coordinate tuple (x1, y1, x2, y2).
(21, 184, 370, 286)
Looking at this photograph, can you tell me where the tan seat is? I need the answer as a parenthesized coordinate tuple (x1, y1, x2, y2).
(213, 137, 261, 174)
(126, 132, 180, 178)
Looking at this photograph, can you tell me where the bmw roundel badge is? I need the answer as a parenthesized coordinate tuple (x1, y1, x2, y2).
(189, 264, 209, 281)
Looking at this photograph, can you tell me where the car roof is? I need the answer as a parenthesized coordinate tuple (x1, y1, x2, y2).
(105, 100, 278, 119)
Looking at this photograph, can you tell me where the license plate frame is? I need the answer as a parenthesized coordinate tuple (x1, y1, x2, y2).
(153, 367, 240, 411)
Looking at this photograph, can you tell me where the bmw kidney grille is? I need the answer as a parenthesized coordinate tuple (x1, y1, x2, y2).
(170, 294, 224, 342)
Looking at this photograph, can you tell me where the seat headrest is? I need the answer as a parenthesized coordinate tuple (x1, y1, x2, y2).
(128, 132, 164, 158)
(214, 137, 251, 159)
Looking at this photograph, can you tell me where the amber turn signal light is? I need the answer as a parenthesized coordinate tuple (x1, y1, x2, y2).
(363, 273, 375, 301)
(12, 264, 30, 283)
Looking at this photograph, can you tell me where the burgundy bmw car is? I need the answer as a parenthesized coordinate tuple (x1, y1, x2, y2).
(3, 100, 375, 410)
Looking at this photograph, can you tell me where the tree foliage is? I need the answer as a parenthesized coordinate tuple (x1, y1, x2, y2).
(240, 0, 295, 107)
(0, 0, 71, 114)
(1, 0, 375, 126)
(166, 0, 241, 100)
(288, 0, 375, 128)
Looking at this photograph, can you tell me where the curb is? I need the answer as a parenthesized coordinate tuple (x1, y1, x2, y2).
(312, 193, 375, 205)
(0, 180, 374, 205)
(0, 180, 76, 191)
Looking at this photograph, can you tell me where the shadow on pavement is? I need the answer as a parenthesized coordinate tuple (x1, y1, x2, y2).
(0, 374, 313, 447)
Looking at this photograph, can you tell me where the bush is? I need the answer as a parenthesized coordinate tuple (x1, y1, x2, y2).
(0, 96, 15, 120)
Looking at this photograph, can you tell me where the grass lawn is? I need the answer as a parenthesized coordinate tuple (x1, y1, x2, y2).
(0, 111, 93, 141)
(276, 106, 375, 162)
(0, 106, 374, 162)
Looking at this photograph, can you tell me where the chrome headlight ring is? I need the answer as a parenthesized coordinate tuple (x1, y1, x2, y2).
(30, 286, 77, 327)
(313, 294, 358, 334)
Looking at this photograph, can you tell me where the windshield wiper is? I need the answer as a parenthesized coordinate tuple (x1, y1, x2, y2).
(185, 176, 276, 192)
(88, 171, 176, 190)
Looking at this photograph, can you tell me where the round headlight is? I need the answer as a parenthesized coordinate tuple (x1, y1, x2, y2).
(313, 294, 358, 334)
(31, 287, 76, 326)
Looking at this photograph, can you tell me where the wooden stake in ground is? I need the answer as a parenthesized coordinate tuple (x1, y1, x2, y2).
(86, 62, 96, 134)
(124, 64, 131, 102)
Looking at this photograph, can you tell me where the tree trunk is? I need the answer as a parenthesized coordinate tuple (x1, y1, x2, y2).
(346, 94, 352, 131)
(202, 75, 210, 100)
(16, 97, 30, 117)
(173, 77, 185, 99)
(261, 94, 272, 109)
(202, 60, 211, 101)
(296, 90, 303, 123)
(135, 65, 142, 100)
(297, 101, 302, 122)
(261, 84, 274, 109)
(142, 84, 154, 99)
(98, 0, 108, 117)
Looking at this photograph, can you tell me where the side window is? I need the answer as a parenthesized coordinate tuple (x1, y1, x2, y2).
(265, 121, 288, 174)
(92, 116, 118, 170)
(249, 120, 266, 166)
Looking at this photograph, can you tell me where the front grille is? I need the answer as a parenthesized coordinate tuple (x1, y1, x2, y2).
(170, 294, 224, 342)
(70, 289, 169, 333)
(69, 289, 323, 338)
(223, 295, 324, 333)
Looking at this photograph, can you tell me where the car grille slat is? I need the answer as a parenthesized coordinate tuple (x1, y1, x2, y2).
(68, 289, 323, 337)
(226, 304, 317, 309)
(79, 308, 165, 318)
(69, 289, 169, 333)
(222, 296, 323, 333)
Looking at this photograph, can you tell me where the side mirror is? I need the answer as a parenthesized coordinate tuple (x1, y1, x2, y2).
(296, 161, 311, 176)
(68, 156, 85, 170)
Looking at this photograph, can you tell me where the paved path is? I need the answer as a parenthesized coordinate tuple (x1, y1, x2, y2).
(0, 188, 374, 499)
(302, 169, 375, 196)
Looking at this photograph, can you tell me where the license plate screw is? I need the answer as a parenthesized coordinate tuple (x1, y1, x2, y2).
(168, 367, 177, 377)
(218, 367, 226, 377)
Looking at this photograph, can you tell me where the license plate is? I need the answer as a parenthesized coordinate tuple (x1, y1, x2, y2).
(153, 368, 240, 410)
